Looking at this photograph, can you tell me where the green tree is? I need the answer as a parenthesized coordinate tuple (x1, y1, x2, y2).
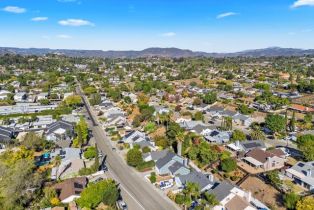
(296, 197, 314, 210)
(89, 93, 101, 106)
(238, 104, 254, 115)
(304, 113, 313, 124)
(64, 95, 82, 107)
(230, 129, 246, 142)
(39, 98, 50, 105)
(83, 86, 97, 95)
(220, 158, 237, 173)
(127, 148, 143, 167)
(84, 147, 97, 159)
(144, 122, 156, 133)
(203, 92, 217, 104)
(283, 192, 300, 210)
(194, 111, 204, 121)
(221, 116, 232, 131)
(265, 114, 286, 134)
(76, 179, 119, 208)
(175, 193, 185, 205)
(21, 132, 46, 151)
(204, 192, 219, 207)
(183, 182, 200, 203)
(297, 134, 314, 161)
(266, 170, 282, 189)
(0, 155, 43, 210)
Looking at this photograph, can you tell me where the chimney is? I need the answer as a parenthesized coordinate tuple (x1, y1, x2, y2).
(306, 169, 312, 177)
(183, 158, 189, 167)
(245, 191, 252, 203)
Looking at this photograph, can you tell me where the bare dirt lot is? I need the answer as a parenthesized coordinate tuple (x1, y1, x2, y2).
(240, 176, 285, 210)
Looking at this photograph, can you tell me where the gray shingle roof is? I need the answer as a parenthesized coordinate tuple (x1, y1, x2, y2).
(0, 126, 14, 142)
(150, 149, 169, 161)
(207, 181, 234, 201)
(178, 171, 214, 190)
(46, 120, 74, 135)
(156, 152, 176, 169)
(169, 161, 185, 174)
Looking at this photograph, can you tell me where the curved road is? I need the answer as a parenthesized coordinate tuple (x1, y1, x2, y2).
(76, 85, 180, 210)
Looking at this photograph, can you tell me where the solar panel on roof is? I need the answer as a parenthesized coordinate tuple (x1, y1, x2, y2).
(244, 142, 260, 148)
(298, 163, 305, 167)
(74, 182, 83, 189)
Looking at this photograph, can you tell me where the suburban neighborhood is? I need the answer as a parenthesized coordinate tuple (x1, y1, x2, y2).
(0, 52, 314, 210)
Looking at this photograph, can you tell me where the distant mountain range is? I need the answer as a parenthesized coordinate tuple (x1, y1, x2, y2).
(1, 46, 314, 58)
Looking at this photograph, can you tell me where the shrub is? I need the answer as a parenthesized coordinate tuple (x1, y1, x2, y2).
(84, 147, 97, 159)
(142, 146, 151, 154)
(175, 194, 185, 205)
(127, 148, 143, 167)
(221, 158, 237, 173)
(149, 172, 156, 183)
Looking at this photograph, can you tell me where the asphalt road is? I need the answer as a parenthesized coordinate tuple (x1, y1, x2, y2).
(76, 85, 180, 210)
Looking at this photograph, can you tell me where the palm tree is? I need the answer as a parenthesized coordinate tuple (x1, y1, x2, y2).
(183, 182, 201, 203)
(176, 131, 185, 156)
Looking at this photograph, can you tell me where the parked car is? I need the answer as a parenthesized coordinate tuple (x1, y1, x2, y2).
(101, 164, 108, 172)
(159, 180, 173, 190)
(117, 200, 128, 210)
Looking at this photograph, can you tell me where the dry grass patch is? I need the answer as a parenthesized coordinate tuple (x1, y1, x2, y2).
(240, 176, 285, 210)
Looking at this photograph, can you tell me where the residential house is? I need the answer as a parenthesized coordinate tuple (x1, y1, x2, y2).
(0, 103, 58, 115)
(227, 140, 266, 153)
(289, 104, 314, 114)
(153, 105, 170, 116)
(175, 171, 215, 192)
(243, 148, 286, 172)
(122, 130, 155, 150)
(37, 92, 49, 101)
(0, 126, 14, 148)
(104, 113, 127, 128)
(204, 130, 231, 144)
(233, 114, 252, 127)
(14, 92, 27, 102)
(143, 149, 169, 162)
(206, 105, 225, 117)
(0, 90, 10, 100)
(30, 115, 55, 129)
(50, 148, 84, 180)
(46, 120, 74, 142)
(46, 120, 74, 148)
(155, 152, 190, 176)
(208, 181, 269, 210)
(53, 177, 87, 203)
(285, 161, 314, 192)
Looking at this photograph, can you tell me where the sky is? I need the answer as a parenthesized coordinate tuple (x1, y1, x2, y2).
(0, 0, 314, 52)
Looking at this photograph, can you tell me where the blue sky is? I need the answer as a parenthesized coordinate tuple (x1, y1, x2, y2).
(0, 0, 314, 52)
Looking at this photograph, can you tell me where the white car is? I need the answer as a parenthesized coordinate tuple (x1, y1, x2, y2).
(117, 200, 128, 210)
(159, 180, 173, 190)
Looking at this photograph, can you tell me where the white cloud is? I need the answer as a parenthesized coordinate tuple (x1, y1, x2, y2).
(57, 34, 72, 39)
(58, 19, 94, 26)
(2, 6, 26, 14)
(161, 32, 176, 37)
(31, 17, 48, 22)
(216, 12, 238, 19)
(292, 0, 314, 8)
